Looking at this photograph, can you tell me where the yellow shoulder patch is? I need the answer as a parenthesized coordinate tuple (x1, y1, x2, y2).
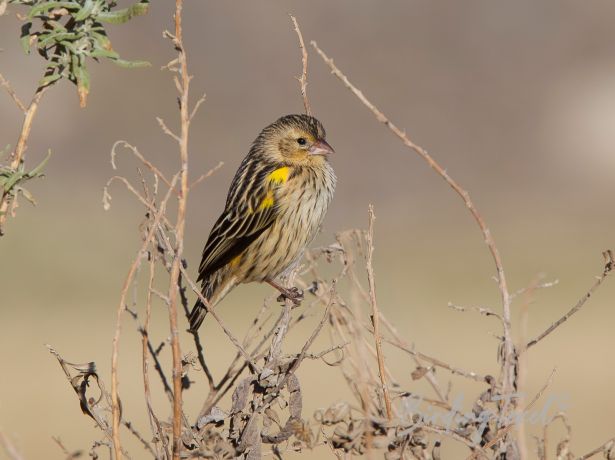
(230, 254, 242, 268)
(259, 191, 275, 210)
(267, 166, 290, 185)
(257, 167, 289, 211)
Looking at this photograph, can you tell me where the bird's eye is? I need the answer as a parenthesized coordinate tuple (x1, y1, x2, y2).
(297, 137, 307, 145)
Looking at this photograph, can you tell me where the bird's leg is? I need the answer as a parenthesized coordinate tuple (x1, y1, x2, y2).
(266, 278, 304, 305)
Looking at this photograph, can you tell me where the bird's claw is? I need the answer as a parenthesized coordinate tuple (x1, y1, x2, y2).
(277, 286, 304, 305)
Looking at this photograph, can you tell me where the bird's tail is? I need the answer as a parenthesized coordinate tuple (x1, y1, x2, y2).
(188, 274, 237, 332)
(188, 298, 208, 332)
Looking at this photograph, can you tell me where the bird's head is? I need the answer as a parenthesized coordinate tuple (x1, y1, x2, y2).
(253, 114, 334, 166)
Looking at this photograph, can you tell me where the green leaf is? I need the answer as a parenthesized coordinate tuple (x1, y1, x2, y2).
(91, 30, 112, 49)
(2, 150, 52, 193)
(73, 0, 94, 21)
(28, 1, 81, 19)
(90, 48, 119, 59)
(74, 63, 90, 107)
(38, 72, 62, 87)
(38, 31, 77, 47)
(20, 22, 32, 54)
(111, 57, 150, 68)
(27, 149, 52, 178)
(48, 20, 68, 32)
(3, 170, 25, 192)
(95, 0, 149, 24)
(14, 0, 150, 111)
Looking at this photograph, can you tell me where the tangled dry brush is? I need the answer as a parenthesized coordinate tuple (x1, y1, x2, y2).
(2, 2, 614, 460)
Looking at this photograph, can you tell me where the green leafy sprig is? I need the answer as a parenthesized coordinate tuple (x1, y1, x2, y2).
(10, 0, 150, 106)
(0, 147, 51, 212)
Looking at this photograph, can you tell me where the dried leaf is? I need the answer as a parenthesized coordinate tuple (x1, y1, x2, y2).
(197, 406, 228, 429)
(411, 366, 429, 381)
(264, 408, 280, 426)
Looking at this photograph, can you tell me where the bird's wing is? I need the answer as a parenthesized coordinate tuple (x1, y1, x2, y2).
(197, 164, 290, 281)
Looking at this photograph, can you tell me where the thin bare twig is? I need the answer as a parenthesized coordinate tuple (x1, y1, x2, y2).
(365, 205, 392, 420)
(142, 253, 169, 460)
(0, 73, 26, 112)
(167, 1, 191, 457)
(111, 175, 178, 460)
(52, 436, 81, 459)
(156, 117, 181, 143)
(0, 85, 49, 235)
(465, 368, 557, 460)
(290, 15, 311, 115)
(311, 40, 516, 443)
(180, 265, 260, 372)
(510, 278, 559, 300)
(122, 421, 156, 457)
(189, 161, 224, 189)
(576, 436, 615, 460)
(0, 430, 24, 460)
(526, 250, 614, 350)
(273, 284, 335, 394)
(103, 175, 175, 229)
(516, 274, 543, 460)
(382, 335, 485, 383)
(541, 412, 572, 460)
(448, 303, 504, 323)
(111, 141, 177, 196)
(189, 92, 206, 121)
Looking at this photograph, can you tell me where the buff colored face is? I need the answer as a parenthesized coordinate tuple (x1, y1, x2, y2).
(276, 126, 334, 164)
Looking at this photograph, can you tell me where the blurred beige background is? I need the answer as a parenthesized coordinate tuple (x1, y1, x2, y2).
(1, 1, 614, 458)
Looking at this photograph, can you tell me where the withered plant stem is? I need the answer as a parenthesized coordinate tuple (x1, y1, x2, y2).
(0, 85, 48, 235)
(365, 205, 393, 420)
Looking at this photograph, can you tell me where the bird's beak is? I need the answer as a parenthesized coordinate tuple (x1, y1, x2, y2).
(308, 139, 335, 156)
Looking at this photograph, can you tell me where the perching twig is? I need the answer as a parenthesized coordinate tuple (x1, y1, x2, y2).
(180, 265, 260, 372)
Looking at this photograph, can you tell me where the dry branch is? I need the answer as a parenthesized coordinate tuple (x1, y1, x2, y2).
(365, 205, 393, 420)
(0, 429, 24, 460)
(525, 250, 614, 350)
(0, 85, 49, 234)
(38, 10, 615, 460)
(0, 72, 26, 112)
(577, 436, 615, 460)
(111, 175, 178, 460)
(167, 2, 191, 457)
(290, 15, 311, 115)
(311, 40, 518, 451)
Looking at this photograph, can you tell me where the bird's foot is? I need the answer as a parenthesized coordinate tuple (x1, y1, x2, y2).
(276, 286, 304, 306)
